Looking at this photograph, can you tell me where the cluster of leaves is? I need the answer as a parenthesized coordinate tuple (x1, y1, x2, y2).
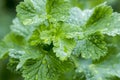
(0, 0, 120, 80)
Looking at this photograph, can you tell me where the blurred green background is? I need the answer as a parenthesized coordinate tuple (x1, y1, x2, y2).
(0, 0, 120, 80)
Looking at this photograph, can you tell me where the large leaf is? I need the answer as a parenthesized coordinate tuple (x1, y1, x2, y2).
(73, 32, 107, 60)
(22, 52, 74, 80)
(72, 38, 120, 80)
(75, 52, 120, 80)
(17, 0, 73, 26)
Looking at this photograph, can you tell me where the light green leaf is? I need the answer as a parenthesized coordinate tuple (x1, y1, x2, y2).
(0, 41, 8, 59)
(47, 0, 72, 22)
(0, 32, 27, 59)
(102, 13, 120, 36)
(73, 32, 107, 60)
(53, 38, 76, 61)
(75, 52, 120, 80)
(16, 0, 47, 26)
(28, 24, 53, 46)
(68, 7, 92, 26)
(29, 23, 78, 60)
(28, 29, 41, 46)
(3, 33, 26, 47)
(11, 18, 34, 38)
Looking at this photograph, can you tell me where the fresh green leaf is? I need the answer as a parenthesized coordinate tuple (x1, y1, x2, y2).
(22, 52, 74, 80)
(102, 13, 120, 36)
(17, 0, 47, 26)
(8, 47, 42, 70)
(75, 52, 120, 80)
(1, 1, 120, 80)
(47, 0, 72, 22)
(29, 22, 77, 60)
(85, 2, 113, 27)
(68, 7, 92, 26)
(11, 18, 34, 38)
(73, 32, 107, 60)
(82, 2, 113, 36)
(53, 38, 76, 61)
(0, 41, 8, 59)
(3, 33, 26, 47)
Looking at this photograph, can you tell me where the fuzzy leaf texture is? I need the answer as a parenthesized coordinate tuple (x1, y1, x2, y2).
(0, 1, 120, 80)
(22, 52, 74, 80)
(74, 46, 120, 80)
(73, 32, 107, 60)
(16, 0, 47, 26)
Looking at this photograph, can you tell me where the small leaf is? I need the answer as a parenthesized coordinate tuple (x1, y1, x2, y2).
(17, 0, 47, 26)
(11, 18, 34, 38)
(0, 41, 8, 59)
(53, 38, 76, 61)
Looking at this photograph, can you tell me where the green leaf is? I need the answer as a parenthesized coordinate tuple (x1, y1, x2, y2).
(53, 38, 76, 61)
(29, 24, 53, 46)
(68, 7, 92, 26)
(16, 0, 47, 26)
(29, 29, 41, 46)
(9, 49, 25, 59)
(17, 0, 73, 26)
(0, 32, 26, 59)
(3, 1, 120, 80)
(11, 18, 34, 38)
(7, 46, 42, 70)
(47, 0, 72, 22)
(0, 41, 8, 59)
(3, 33, 26, 47)
(75, 52, 120, 80)
(16, 48, 41, 70)
(85, 2, 113, 27)
(102, 13, 120, 36)
(73, 32, 107, 60)
(82, 2, 113, 36)
(29, 23, 77, 60)
(22, 52, 74, 80)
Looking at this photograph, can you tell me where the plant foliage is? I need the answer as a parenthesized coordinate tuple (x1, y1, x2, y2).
(0, 0, 120, 80)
